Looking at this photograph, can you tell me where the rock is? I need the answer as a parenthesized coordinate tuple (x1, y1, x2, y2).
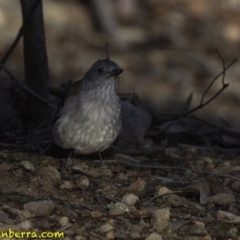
(1, 205, 33, 221)
(90, 211, 102, 218)
(0, 209, 12, 224)
(121, 193, 139, 206)
(59, 216, 69, 226)
(187, 221, 207, 235)
(203, 157, 213, 164)
(107, 202, 130, 213)
(76, 176, 89, 189)
(126, 179, 146, 192)
(207, 193, 235, 205)
(130, 230, 141, 239)
(145, 232, 163, 240)
(16, 220, 33, 230)
(217, 210, 240, 221)
(24, 200, 55, 216)
(117, 173, 129, 181)
(106, 231, 115, 239)
(97, 223, 114, 233)
(41, 165, 61, 181)
(156, 187, 172, 195)
(19, 161, 36, 172)
(60, 180, 73, 189)
(128, 205, 137, 212)
(152, 208, 170, 233)
(109, 207, 124, 216)
(37, 166, 61, 190)
(161, 194, 189, 207)
(20, 210, 33, 219)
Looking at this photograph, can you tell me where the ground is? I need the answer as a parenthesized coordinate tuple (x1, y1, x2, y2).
(1, 1, 240, 239)
(0, 146, 240, 239)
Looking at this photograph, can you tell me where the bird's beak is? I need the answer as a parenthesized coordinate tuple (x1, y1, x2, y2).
(111, 68, 123, 76)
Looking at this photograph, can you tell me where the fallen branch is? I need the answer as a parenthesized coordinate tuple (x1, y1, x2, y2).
(116, 156, 240, 182)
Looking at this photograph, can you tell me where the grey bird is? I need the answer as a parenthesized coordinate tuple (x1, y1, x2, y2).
(53, 59, 123, 167)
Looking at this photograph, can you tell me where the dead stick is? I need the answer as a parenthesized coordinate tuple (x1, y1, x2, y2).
(0, 63, 54, 108)
(0, 0, 41, 70)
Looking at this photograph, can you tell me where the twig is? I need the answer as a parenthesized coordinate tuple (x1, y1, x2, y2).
(161, 51, 237, 133)
(191, 169, 240, 182)
(0, 63, 54, 108)
(57, 223, 72, 232)
(216, 48, 226, 85)
(171, 212, 240, 226)
(0, 0, 41, 70)
(143, 191, 182, 206)
(114, 153, 141, 163)
(0, 191, 95, 211)
(117, 160, 240, 182)
(179, 143, 240, 153)
(181, 50, 234, 117)
(200, 49, 226, 105)
(152, 176, 189, 185)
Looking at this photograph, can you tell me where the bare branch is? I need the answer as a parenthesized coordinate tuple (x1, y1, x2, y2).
(0, 0, 41, 70)
(161, 53, 237, 133)
(200, 49, 228, 105)
(0, 63, 54, 108)
(215, 48, 226, 85)
(181, 55, 235, 117)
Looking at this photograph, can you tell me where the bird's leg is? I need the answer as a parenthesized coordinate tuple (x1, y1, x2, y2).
(98, 152, 106, 169)
(66, 150, 74, 169)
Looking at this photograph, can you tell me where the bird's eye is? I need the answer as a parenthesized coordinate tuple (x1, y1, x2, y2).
(97, 67, 104, 74)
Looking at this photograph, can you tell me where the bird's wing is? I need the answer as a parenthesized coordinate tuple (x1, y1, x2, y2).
(54, 80, 83, 123)
(63, 80, 83, 101)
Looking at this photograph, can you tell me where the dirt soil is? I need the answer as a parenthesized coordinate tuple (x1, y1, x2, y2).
(0, 146, 240, 240)
(0, 0, 240, 239)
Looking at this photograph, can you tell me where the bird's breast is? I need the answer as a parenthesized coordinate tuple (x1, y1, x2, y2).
(53, 89, 121, 154)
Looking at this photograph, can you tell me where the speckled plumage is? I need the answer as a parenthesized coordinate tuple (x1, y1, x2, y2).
(53, 59, 123, 155)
